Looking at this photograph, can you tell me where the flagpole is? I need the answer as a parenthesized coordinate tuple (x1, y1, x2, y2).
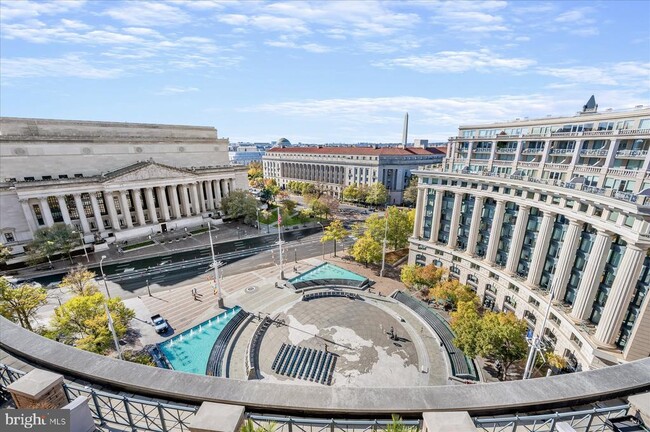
(278, 209, 284, 279)
(523, 283, 555, 379)
(208, 221, 224, 308)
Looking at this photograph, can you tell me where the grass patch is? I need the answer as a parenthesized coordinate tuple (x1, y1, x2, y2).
(190, 227, 209, 235)
(123, 240, 155, 251)
(385, 248, 409, 265)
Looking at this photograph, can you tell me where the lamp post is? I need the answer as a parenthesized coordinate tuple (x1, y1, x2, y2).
(208, 221, 225, 308)
(317, 221, 325, 259)
(256, 208, 260, 235)
(523, 283, 555, 379)
(72, 230, 90, 263)
(380, 212, 389, 277)
(98, 255, 122, 359)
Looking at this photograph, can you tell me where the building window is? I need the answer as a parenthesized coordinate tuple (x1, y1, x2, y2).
(528, 296, 540, 308)
(3, 232, 15, 243)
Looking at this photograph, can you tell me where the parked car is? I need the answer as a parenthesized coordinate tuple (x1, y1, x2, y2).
(151, 314, 169, 334)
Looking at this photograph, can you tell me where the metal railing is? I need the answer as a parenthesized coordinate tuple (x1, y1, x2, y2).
(474, 404, 630, 431)
(0, 364, 197, 432)
(246, 414, 421, 432)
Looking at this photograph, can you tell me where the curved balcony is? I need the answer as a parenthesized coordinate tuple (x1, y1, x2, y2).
(580, 149, 609, 157)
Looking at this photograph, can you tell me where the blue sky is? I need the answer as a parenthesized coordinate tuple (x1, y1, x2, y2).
(1, 0, 649, 144)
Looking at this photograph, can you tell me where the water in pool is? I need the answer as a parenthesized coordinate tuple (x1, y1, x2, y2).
(158, 306, 241, 374)
(289, 262, 366, 283)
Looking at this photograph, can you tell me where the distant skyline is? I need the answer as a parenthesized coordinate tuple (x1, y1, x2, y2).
(1, 0, 649, 144)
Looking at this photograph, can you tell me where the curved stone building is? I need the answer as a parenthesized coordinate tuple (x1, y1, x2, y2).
(0, 117, 247, 257)
(409, 99, 650, 371)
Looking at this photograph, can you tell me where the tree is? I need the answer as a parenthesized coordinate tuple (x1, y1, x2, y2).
(0, 279, 47, 331)
(320, 195, 339, 218)
(400, 263, 446, 292)
(402, 176, 419, 207)
(59, 265, 99, 296)
(297, 208, 313, 223)
(259, 179, 280, 203)
(429, 279, 479, 308)
(50, 292, 135, 354)
(28, 223, 79, 264)
(363, 207, 414, 250)
(279, 198, 297, 216)
(308, 197, 330, 220)
(358, 184, 369, 203)
(0, 243, 11, 265)
(342, 184, 360, 202)
(320, 220, 349, 257)
(247, 161, 263, 186)
(350, 234, 382, 267)
(220, 190, 259, 225)
(451, 304, 529, 381)
(366, 182, 389, 206)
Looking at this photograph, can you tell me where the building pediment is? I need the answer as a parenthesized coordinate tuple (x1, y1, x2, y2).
(103, 161, 195, 184)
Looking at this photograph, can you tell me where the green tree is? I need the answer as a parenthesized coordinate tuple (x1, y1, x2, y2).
(402, 176, 419, 206)
(28, 223, 79, 264)
(308, 197, 330, 220)
(50, 292, 135, 354)
(358, 184, 369, 203)
(59, 265, 99, 296)
(366, 182, 389, 206)
(429, 279, 479, 308)
(247, 161, 263, 185)
(320, 220, 349, 257)
(350, 234, 382, 267)
(363, 207, 414, 250)
(0, 279, 48, 331)
(342, 184, 360, 202)
(279, 198, 297, 216)
(260, 179, 280, 202)
(220, 190, 259, 224)
(0, 243, 11, 265)
(400, 263, 446, 292)
(452, 305, 529, 381)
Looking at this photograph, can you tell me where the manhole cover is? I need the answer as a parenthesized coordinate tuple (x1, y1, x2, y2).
(245, 286, 258, 293)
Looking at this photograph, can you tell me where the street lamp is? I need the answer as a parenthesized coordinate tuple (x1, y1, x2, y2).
(317, 221, 325, 259)
(256, 208, 260, 235)
(208, 221, 225, 308)
(98, 255, 122, 359)
(72, 230, 89, 263)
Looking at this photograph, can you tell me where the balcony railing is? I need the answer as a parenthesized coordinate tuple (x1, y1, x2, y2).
(549, 148, 574, 154)
(580, 149, 609, 156)
(608, 168, 639, 177)
(496, 148, 517, 153)
(473, 148, 492, 153)
(616, 149, 648, 157)
(544, 163, 569, 170)
(517, 161, 540, 168)
(573, 165, 602, 173)
(522, 148, 544, 154)
(450, 128, 649, 141)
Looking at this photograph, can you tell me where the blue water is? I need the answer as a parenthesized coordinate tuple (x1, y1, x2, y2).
(289, 263, 366, 283)
(158, 306, 241, 374)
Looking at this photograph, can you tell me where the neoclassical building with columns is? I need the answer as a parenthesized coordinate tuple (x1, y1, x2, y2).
(0, 117, 247, 258)
(409, 100, 650, 371)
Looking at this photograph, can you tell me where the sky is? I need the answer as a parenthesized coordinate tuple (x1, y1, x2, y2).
(1, 0, 649, 144)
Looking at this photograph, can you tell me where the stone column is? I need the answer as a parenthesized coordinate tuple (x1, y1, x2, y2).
(56, 195, 72, 225)
(214, 179, 222, 207)
(571, 229, 613, 321)
(466, 195, 484, 256)
(19, 199, 39, 233)
(505, 205, 530, 274)
(205, 180, 215, 210)
(89, 193, 105, 232)
(73, 193, 91, 234)
(485, 199, 506, 264)
(144, 187, 158, 224)
(118, 191, 133, 228)
(447, 192, 463, 249)
(190, 183, 201, 215)
(180, 184, 191, 216)
(412, 187, 425, 238)
(104, 192, 121, 231)
(170, 185, 182, 219)
(156, 186, 171, 221)
(553, 219, 583, 300)
(132, 189, 146, 226)
(429, 189, 444, 242)
(594, 244, 646, 346)
(526, 211, 555, 286)
(39, 197, 55, 227)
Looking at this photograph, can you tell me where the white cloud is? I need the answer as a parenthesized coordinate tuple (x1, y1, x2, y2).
(0, 54, 123, 79)
(374, 49, 536, 73)
(156, 86, 199, 95)
(264, 37, 331, 53)
(428, 1, 509, 35)
(0, 0, 86, 22)
(103, 2, 191, 26)
(538, 62, 650, 86)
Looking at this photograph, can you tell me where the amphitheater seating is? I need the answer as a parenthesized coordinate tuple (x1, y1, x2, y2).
(205, 309, 249, 376)
(292, 277, 367, 290)
(270, 343, 336, 385)
(392, 291, 477, 380)
(302, 291, 361, 301)
(248, 317, 273, 379)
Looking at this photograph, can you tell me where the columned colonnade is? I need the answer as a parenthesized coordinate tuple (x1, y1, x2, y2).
(280, 162, 345, 185)
(412, 185, 647, 347)
(19, 178, 235, 236)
